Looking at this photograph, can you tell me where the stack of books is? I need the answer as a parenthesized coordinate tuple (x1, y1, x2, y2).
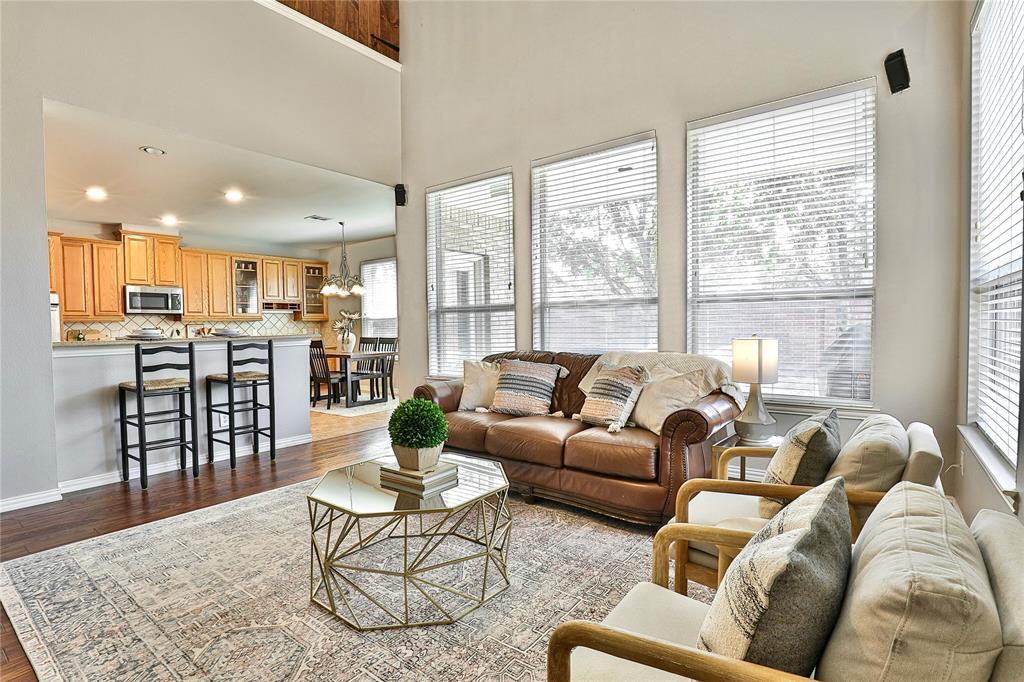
(380, 461, 459, 496)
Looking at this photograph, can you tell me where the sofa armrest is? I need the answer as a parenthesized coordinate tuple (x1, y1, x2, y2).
(657, 392, 741, 516)
(412, 380, 464, 413)
(547, 620, 808, 682)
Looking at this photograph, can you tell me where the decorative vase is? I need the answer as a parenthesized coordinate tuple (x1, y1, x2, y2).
(341, 332, 357, 352)
(391, 443, 444, 472)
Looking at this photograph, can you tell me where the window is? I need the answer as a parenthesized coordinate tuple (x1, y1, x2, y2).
(968, 0, 1023, 466)
(359, 258, 398, 337)
(532, 133, 658, 352)
(686, 80, 877, 403)
(426, 172, 515, 376)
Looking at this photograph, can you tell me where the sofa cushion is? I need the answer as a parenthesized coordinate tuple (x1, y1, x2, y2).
(817, 482, 1002, 682)
(484, 416, 588, 467)
(444, 411, 515, 452)
(564, 427, 659, 481)
(571, 581, 710, 681)
(826, 414, 909, 492)
(490, 359, 568, 417)
(760, 409, 841, 518)
(971, 509, 1024, 682)
(683, 491, 765, 566)
(698, 478, 851, 676)
(576, 365, 649, 432)
(457, 360, 500, 411)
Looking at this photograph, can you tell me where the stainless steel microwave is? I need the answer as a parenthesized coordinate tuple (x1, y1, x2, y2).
(125, 285, 184, 315)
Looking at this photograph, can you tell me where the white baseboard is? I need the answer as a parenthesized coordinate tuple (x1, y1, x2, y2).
(0, 488, 63, 513)
(55, 433, 314, 495)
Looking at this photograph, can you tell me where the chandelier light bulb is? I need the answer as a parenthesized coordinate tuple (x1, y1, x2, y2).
(350, 283, 365, 296)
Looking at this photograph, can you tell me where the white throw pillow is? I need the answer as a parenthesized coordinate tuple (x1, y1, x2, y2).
(458, 360, 500, 411)
(630, 367, 705, 435)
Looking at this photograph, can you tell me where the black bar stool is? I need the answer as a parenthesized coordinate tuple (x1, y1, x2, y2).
(206, 340, 276, 468)
(118, 343, 199, 489)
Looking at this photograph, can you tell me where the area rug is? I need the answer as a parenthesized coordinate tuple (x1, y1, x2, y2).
(0, 481, 713, 681)
(310, 398, 398, 417)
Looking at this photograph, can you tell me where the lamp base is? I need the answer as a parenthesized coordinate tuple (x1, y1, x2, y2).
(734, 383, 777, 447)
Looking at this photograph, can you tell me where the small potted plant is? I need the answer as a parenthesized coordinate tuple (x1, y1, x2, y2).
(387, 398, 449, 471)
(331, 311, 361, 352)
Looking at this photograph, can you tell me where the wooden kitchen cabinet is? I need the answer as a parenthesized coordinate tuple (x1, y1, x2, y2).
(154, 237, 181, 286)
(295, 261, 328, 321)
(283, 260, 302, 302)
(59, 237, 124, 321)
(207, 253, 233, 318)
(118, 230, 181, 286)
(262, 257, 283, 302)
(47, 232, 63, 294)
(180, 249, 208, 318)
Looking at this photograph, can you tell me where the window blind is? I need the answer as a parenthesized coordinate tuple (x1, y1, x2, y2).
(968, 0, 1023, 466)
(687, 81, 877, 403)
(359, 258, 398, 337)
(532, 133, 658, 353)
(426, 172, 515, 376)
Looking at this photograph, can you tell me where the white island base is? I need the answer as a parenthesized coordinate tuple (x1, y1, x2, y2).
(51, 335, 313, 492)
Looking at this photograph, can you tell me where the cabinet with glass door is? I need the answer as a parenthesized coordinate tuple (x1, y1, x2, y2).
(296, 261, 328, 321)
(231, 256, 262, 319)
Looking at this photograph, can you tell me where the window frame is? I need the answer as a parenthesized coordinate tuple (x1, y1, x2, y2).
(684, 78, 879, 408)
(358, 256, 398, 338)
(425, 168, 516, 378)
(530, 131, 660, 353)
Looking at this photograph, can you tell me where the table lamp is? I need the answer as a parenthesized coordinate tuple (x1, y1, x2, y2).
(732, 336, 779, 446)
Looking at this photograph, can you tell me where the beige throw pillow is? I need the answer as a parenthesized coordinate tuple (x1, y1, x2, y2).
(760, 409, 841, 518)
(458, 360, 500, 411)
(826, 414, 909, 492)
(630, 367, 705, 435)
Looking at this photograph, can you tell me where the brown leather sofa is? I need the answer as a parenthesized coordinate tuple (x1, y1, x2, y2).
(413, 351, 740, 525)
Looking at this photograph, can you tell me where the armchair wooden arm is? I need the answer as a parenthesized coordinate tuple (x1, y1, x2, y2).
(715, 446, 777, 480)
(651, 522, 755, 589)
(548, 620, 809, 682)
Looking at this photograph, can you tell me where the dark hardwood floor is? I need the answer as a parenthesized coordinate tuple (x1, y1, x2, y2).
(0, 427, 391, 682)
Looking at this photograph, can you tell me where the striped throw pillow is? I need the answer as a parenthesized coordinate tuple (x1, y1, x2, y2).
(490, 360, 568, 416)
(574, 365, 649, 432)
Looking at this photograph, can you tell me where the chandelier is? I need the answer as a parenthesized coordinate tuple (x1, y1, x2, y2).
(320, 221, 365, 297)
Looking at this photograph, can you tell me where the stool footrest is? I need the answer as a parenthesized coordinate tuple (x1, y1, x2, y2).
(210, 426, 272, 437)
(125, 414, 193, 427)
(124, 437, 197, 452)
(209, 401, 270, 414)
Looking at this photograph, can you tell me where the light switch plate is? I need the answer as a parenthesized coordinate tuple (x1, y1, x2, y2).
(218, 414, 230, 428)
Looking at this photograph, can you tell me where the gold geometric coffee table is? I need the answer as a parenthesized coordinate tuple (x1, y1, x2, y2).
(307, 453, 511, 630)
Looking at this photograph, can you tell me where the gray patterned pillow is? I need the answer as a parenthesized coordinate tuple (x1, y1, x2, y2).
(573, 364, 649, 432)
(698, 477, 852, 676)
(760, 409, 841, 518)
(490, 359, 568, 416)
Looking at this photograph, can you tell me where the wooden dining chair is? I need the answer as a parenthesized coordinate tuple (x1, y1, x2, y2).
(351, 336, 383, 401)
(376, 337, 398, 400)
(309, 339, 343, 408)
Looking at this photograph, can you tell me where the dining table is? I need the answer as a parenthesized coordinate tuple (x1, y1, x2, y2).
(323, 348, 397, 408)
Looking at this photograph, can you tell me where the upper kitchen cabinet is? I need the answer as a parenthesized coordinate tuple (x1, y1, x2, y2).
(118, 230, 181, 287)
(283, 260, 302, 302)
(180, 249, 208, 319)
(47, 232, 63, 294)
(59, 236, 124, 321)
(262, 257, 302, 307)
(296, 261, 328, 321)
(277, 0, 399, 62)
(262, 257, 283, 302)
(207, 252, 233, 319)
(231, 255, 261, 319)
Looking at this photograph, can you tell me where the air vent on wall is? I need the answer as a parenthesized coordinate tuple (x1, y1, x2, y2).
(304, 214, 331, 221)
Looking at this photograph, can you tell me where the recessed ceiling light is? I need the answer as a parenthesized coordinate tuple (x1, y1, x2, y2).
(225, 189, 244, 203)
(139, 146, 167, 156)
(160, 214, 178, 227)
(85, 186, 108, 201)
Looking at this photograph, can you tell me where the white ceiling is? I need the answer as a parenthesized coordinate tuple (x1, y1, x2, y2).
(43, 101, 396, 248)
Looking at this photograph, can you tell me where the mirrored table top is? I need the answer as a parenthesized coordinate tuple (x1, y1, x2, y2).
(307, 453, 509, 516)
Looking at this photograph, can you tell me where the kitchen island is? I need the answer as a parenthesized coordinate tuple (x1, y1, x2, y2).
(51, 335, 313, 492)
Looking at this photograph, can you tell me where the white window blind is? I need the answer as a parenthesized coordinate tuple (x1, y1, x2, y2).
(968, 0, 1023, 466)
(687, 81, 877, 403)
(532, 133, 658, 352)
(359, 258, 398, 337)
(426, 172, 515, 376)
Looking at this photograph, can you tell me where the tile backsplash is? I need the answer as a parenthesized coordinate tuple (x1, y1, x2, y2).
(63, 313, 324, 341)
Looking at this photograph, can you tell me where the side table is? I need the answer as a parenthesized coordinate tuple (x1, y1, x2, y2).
(711, 434, 783, 480)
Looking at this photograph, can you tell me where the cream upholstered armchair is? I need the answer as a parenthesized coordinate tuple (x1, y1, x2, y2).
(681, 417, 943, 589)
(548, 484, 1023, 682)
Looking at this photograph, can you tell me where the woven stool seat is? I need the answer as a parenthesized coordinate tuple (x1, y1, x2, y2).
(119, 377, 190, 391)
(208, 371, 269, 382)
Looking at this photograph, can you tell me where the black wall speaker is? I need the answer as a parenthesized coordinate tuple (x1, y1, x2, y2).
(394, 184, 407, 206)
(884, 49, 910, 94)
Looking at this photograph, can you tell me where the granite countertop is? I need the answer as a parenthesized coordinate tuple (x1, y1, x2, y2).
(53, 334, 314, 348)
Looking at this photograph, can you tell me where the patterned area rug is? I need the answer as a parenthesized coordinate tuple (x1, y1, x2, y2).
(1, 481, 714, 681)
(310, 399, 398, 417)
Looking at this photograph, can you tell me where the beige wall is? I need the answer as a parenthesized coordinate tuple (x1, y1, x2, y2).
(397, 1, 966, 465)
(322, 236, 398, 342)
(1, 1, 401, 505)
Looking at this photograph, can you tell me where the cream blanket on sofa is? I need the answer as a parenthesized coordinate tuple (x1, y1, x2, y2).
(577, 351, 745, 434)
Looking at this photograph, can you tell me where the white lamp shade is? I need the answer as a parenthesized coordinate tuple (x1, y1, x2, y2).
(732, 337, 779, 384)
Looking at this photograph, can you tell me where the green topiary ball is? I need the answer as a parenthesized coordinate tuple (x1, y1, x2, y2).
(388, 398, 449, 449)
